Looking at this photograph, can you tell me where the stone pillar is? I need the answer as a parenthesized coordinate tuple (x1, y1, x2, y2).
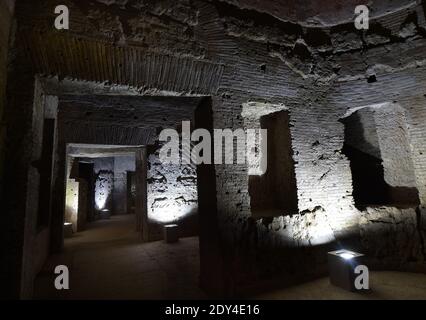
(0, 0, 15, 199)
(135, 147, 148, 240)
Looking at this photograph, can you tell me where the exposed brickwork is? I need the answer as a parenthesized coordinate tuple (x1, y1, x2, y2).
(0, 0, 15, 204)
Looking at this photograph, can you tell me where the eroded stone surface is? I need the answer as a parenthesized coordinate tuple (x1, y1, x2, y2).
(360, 207, 425, 268)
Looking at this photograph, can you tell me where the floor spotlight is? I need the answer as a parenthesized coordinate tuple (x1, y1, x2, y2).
(63, 222, 73, 238)
(328, 249, 365, 292)
(164, 224, 179, 243)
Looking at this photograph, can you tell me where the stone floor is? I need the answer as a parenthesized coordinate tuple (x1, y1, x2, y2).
(34, 214, 206, 299)
(254, 271, 426, 300)
(34, 214, 426, 300)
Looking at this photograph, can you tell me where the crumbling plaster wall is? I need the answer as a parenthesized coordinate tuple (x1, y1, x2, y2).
(220, 0, 417, 27)
(3, 0, 426, 298)
(94, 157, 114, 213)
(359, 206, 424, 270)
(147, 144, 199, 239)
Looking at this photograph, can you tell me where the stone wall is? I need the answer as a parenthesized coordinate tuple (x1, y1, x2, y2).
(65, 157, 79, 230)
(360, 206, 423, 270)
(375, 104, 417, 190)
(342, 103, 420, 207)
(147, 144, 198, 239)
(94, 157, 114, 214)
(0, 0, 14, 199)
(113, 155, 135, 215)
(403, 96, 426, 205)
(343, 107, 381, 159)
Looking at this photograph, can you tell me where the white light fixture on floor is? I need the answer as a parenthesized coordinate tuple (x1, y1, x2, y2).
(164, 224, 179, 243)
(328, 249, 365, 292)
(63, 222, 73, 238)
(339, 251, 356, 260)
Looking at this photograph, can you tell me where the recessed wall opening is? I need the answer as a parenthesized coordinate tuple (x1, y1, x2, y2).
(242, 104, 298, 218)
(341, 103, 420, 210)
(55, 95, 208, 243)
(65, 144, 141, 232)
(33, 95, 215, 299)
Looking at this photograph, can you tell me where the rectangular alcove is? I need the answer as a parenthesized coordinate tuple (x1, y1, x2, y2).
(242, 103, 299, 218)
(341, 103, 420, 210)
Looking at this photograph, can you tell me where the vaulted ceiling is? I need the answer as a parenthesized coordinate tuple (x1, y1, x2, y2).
(220, 0, 419, 26)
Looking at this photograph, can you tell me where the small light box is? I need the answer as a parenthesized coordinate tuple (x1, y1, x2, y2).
(164, 224, 179, 243)
(63, 222, 73, 238)
(328, 249, 365, 292)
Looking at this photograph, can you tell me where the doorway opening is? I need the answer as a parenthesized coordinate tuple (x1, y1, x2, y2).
(64, 144, 141, 233)
(241, 102, 299, 218)
(32, 93, 217, 299)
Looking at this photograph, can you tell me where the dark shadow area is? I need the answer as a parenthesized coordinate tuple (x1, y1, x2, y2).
(341, 110, 420, 210)
(194, 97, 223, 297)
(78, 161, 95, 224)
(342, 144, 389, 209)
(126, 171, 136, 214)
(36, 119, 56, 229)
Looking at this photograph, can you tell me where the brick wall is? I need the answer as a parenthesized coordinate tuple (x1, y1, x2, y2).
(0, 0, 14, 198)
